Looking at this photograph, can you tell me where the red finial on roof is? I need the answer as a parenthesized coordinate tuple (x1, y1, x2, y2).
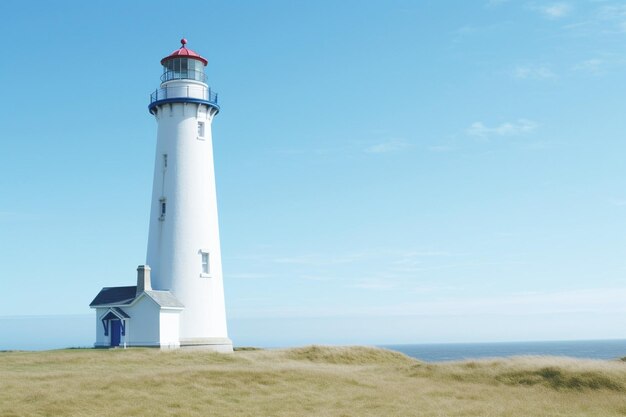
(181, 38, 187, 47)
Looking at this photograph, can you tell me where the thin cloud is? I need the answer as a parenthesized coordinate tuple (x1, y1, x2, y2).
(537, 3, 571, 19)
(563, 5, 626, 36)
(364, 139, 411, 154)
(272, 253, 365, 266)
(427, 145, 458, 153)
(573, 58, 605, 75)
(390, 261, 527, 274)
(231, 287, 626, 319)
(466, 119, 539, 139)
(486, 0, 509, 6)
(400, 250, 453, 257)
(598, 5, 626, 32)
(522, 140, 554, 151)
(228, 273, 272, 279)
(298, 275, 337, 281)
(350, 279, 396, 290)
(513, 65, 556, 80)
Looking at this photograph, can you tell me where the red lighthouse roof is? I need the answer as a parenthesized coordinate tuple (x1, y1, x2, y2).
(161, 38, 208, 66)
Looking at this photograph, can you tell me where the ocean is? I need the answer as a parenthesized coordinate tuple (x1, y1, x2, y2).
(1, 315, 625, 361)
(382, 339, 626, 362)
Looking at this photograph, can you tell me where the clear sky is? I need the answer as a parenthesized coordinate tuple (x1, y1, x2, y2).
(1, 0, 626, 347)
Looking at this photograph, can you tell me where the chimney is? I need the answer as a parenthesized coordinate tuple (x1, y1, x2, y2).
(136, 265, 152, 295)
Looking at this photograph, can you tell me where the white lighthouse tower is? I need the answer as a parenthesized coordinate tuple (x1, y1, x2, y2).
(90, 40, 232, 351)
(145, 39, 231, 351)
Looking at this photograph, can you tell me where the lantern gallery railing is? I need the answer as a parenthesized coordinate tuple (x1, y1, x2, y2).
(150, 86, 218, 105)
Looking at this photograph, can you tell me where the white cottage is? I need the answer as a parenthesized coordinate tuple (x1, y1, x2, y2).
(90, 266, 183, 348)
(90, 40, 232, 351)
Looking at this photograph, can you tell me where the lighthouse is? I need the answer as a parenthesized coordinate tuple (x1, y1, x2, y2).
(90, 40, 233, 352)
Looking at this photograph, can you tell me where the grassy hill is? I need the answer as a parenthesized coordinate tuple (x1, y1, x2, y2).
(1, 346, 626, 416)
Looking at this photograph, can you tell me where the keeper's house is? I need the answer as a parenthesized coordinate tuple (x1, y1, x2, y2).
(90, 266, 183, 348)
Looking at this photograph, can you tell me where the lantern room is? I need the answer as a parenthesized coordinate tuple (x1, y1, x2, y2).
(160, 38, 208, 84)
(149, 39, 219, 116)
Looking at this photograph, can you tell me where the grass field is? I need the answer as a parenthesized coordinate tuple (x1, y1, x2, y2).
(1, 345, 626, 416)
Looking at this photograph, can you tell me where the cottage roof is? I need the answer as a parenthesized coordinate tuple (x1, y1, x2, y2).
(144, 290, 184, 308)
(89, 286, 136, 307)
(90, 286, 184, 309)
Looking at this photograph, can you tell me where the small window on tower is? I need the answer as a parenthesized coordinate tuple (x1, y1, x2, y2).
(201, 251, 210, 276)
(197, 121, 205, 139)
(163, 154, 168, 169)
(159, 198, 166, 221)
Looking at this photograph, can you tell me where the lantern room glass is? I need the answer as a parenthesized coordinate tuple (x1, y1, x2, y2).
(162, 58, 206, 83)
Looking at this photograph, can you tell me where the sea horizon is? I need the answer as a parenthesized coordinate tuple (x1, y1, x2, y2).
(1, 314, 625, 361)
(382, 339, 626, 362)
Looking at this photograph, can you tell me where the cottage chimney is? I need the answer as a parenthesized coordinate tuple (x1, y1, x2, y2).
(136, 265, 152, 295)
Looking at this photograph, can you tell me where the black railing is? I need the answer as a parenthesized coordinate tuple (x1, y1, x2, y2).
(150, 86, 218, 105)
(161, 69, 207, 83)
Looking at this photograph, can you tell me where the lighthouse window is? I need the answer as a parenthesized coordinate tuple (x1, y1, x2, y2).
(198, 122, 205, 138)
(159, 198, 166, 221)
(201, 252, 210, 276)
(181, 59, 188, 78)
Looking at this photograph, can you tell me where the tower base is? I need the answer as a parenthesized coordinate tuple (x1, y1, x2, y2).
(179, 337, 234, 353)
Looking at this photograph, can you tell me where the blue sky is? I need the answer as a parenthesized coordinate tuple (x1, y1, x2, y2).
(2, 0, 626, 347)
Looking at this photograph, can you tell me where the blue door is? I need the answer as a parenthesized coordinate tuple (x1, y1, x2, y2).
(110, 320, 121, 347)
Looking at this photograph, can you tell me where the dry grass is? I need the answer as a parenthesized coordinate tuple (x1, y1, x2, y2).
(284, 345, 414, 365)
(1, 346, 626, 416)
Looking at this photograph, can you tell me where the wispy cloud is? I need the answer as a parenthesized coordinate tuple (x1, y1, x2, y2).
(427, 145, 458, 153)
(486, 0, 509, 6)
(232, 287, 626, 319)
(389, 250, 451, 270)
(364, 139, 411, 154)
(521, 140, 554, 151)
(390, 261, 527, 274)
(228, 273, 272, 279)
(609, 198, 626, 207)
(298, 275, 337, 281)
(561, 4, 626, 36)
(573, 58, 605, 75)
(350, 278, 396, 290)
(466, 119, 539, 139)
(513, 65, 556, 80)
(536, 3, 572, 19)
(571, 54, 626, 76)
(272, 253, 365, 266)
(399, 250, 453, 257)
(234, 247, 463, 287)
(277, 138, 412, 157)
(597, 5, 626, 33)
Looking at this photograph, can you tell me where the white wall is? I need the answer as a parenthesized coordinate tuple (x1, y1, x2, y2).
(146, 89, 229, 343)
(159, 310, 181, 348)
(125, 296, 160, 346)
(93, 300, 182, 348)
